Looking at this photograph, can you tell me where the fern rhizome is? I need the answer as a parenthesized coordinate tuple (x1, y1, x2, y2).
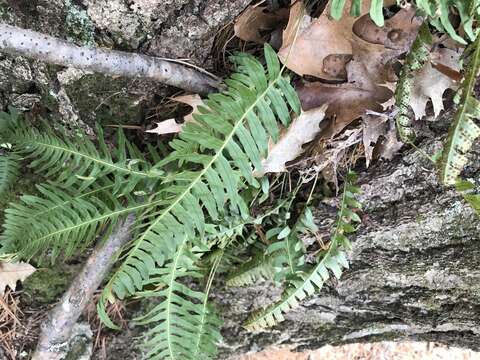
(0, 45, 363, 359)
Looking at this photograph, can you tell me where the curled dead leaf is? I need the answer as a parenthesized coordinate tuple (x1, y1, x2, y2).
(297, 60, 392, 137)
(234, 5, 288, 44)
(255, 105, 327, 175)
(147, 94, 203, 135)
(0, 262, 36, 295)
(279, 0, 396, 81)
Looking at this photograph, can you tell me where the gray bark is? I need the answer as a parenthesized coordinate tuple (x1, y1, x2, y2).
(215, 126, 480, 357)
(0, 23, 221, 94)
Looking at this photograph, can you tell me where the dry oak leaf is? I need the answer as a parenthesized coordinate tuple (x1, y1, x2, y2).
(256, 105, 327, 175)
(409, 47, 462, 120)
(279, 0, 396, 81)
(297, 60, 392, 137)
(147, 94, 203, 135)
(234, 5, 288, 43)
(0, 261, 35, 295)
(350, 7, 422, 86)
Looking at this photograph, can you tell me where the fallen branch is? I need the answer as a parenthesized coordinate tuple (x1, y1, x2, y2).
(0, 23, 221, 94)
(32, 216, 135, 360)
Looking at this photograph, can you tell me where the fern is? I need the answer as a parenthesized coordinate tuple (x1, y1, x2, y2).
(102, 44, 301, 303)
(0, 154, 19, 198)
(456, 180, 480, 213)
(1, 179, 128, 261)
(2, 118, 161, 194)
(226, 253, 275, 287)
(331, 1, 479, 42)
(134, 238, 222, 360)
(330, 0, 385, 26)
(244, 172, 361, 331)
(439, 34, 480, 185)
(395, 23, 433, 142)
(417, 0, 479, 44)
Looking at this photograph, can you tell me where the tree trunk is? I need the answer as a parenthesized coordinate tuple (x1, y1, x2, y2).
(215, 124, 480, 357)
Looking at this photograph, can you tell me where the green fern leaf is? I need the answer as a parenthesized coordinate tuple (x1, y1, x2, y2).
(134, 238, 222, 360)
(440, 34, 480, 185)
(244, 173, 361, 331)
(0, 179, 128, 261)
(103, 44, 300, 302)
(226, 253, 275, 287)
(9, 123, 161, 194)
(395, 23, 432, 142)
(0, 154, 19, 198)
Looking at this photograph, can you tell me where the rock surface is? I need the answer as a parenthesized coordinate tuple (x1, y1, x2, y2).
(0, 0, 248, 129)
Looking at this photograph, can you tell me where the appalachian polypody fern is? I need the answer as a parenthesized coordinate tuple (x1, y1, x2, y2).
(244, 172, 361, 331)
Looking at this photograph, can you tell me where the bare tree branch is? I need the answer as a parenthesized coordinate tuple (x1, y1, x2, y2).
(0, 23, 221, 94)
(32, 216, 135, 360)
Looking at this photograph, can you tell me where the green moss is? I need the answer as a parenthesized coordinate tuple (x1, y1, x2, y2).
(22, 266, 78, 305)
(64, 0, 95, 46)
(63, 73, 144, 127)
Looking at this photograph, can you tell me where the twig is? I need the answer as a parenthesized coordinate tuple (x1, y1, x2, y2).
(31, 215, 135, 360)
(0, 23, 221, 95)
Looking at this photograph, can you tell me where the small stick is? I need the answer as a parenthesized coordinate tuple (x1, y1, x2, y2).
(0, 23, 221, 94)
(32, 215, 135, 360)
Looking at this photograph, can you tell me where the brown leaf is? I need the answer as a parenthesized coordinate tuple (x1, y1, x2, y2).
(353, 5, 422, 52)
(409, 47, 462, 119)
(147, 95, 203, 135)
(234, 5, 288, 44)
(256, 105, 327, 175)
(362, 114, 388, 167)
(297, 60, 392, 136)
(0, 262, 36, 296)
(279, 0, 396, 81)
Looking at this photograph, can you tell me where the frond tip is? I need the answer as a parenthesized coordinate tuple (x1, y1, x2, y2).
(440, 34, 480, 186)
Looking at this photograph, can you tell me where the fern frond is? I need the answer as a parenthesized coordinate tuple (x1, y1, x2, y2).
(103, 44, 301, 301)
(8, 122, 161, 194)
(0, 154, 19, 198)
(439, 34, 480, 185)
(422, 0, 479, 44)
(456, 180, 480, 214)
(0, 178, 130, 260)
(134, 238, 222, 360)
(1, 181, 129, 261)
(226, 253, 274, 287)
(395, 23, 432, 142)
(244, 172, 361, 331)
(330, 0, 385, 26)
